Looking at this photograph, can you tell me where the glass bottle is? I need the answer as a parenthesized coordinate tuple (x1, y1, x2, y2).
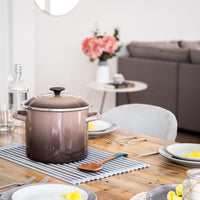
(183, 169, 200, 200)
(8, 64, 29, 126)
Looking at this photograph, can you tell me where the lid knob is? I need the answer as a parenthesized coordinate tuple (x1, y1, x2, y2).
(50, 87, 65, 96)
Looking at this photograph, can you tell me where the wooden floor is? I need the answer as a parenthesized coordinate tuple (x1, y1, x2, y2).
(176, 129, 200, 143)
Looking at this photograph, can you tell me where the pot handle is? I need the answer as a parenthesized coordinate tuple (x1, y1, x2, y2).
(86, 112, 101, 122)
(13, 111, 27, 122)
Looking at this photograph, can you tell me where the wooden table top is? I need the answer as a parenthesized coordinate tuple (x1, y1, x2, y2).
(0, 127, 189, 200)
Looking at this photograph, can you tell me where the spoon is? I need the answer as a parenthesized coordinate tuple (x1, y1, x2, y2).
(77, 153, 128, 172)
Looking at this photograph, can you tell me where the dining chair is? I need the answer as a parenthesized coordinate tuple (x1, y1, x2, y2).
(101, 104, 178, 141)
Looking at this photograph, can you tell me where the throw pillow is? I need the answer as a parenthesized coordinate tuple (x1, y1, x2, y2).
(127, 45, 189, 63)
(190, 50, 200, 64)
(179, 41, 200, 50)
(128, 41, 179, 49)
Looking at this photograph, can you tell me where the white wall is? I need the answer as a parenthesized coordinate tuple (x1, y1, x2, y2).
(0, 0, 35, 104)
(0, 0, 11, 104)
(12, 0, 35, 98)
(35, 0, 200, 112)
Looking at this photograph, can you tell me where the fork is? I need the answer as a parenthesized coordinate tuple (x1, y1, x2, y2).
(118, 138, 147, 146)
(101, 135, 137, 144)
(0, 176, 35, 189)
(39, 176, 50, 183)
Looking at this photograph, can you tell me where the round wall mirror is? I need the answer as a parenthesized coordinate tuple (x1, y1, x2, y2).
(34, 0, 79, 16)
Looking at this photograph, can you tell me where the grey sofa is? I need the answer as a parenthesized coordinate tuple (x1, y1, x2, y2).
(118, 41, 200, 132)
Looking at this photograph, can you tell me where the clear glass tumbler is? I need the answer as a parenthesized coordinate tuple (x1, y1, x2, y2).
(0, 104, 15, 131)
(183, 168, 200, 200)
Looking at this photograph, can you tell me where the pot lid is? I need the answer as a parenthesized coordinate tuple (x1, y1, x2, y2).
(24, 87, 89, 110)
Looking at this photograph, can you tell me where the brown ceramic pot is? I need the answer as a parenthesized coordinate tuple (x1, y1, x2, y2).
(14, 87, 100, 164)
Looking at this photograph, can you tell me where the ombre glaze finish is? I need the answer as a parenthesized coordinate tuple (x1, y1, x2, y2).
(26, 109, 89, 163)
(13, 87, 100, 164)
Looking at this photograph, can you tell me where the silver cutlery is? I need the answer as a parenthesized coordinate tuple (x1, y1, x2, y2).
(101, 135, 137, 144)
(39, 176, 50, 183)
(118, 138, 147, 146)
(138, 151, 159, 157)
(0, 176, 49, 197)
(0, 176, 35, 189)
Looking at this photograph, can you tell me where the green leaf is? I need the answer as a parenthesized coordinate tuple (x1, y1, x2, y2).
(100, 52, 114, 61)
(113, 28, 120, 41)
(90, 58, 95, 62)
(97, 35, 103, 38)
(115, 45, 123, 53)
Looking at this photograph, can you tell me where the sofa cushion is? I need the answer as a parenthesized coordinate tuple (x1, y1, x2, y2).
(190, 50, 200, 64)
(128, 41, 179, 49)
(179, 41, 200, 50)
(127, 45, 190, 63)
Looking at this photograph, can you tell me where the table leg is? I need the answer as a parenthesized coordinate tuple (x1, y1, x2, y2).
(100, 91, 106, 114)
(126, 92, 131, 104)
(116, 93, 119, 106)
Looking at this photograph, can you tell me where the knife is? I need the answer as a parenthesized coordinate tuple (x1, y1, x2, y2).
(138, 151, 159, 157)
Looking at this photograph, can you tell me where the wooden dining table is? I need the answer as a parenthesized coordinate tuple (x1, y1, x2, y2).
(0, 127, 189, 200)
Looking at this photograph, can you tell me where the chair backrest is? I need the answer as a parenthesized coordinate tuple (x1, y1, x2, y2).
(102, 104, 177, 141)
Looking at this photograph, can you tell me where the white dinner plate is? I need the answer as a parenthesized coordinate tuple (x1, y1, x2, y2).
(11, 184, 88, 200)
(1, 183, 96, 200)
(88, 120, 112, 132)
(89, 124, 118, 138)
(159, 146, 200, 167)
(166, 143, 200, 161)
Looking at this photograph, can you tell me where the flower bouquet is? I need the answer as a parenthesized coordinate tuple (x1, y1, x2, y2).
(82, 28, 122, 62)
(82, 28, 122, 83)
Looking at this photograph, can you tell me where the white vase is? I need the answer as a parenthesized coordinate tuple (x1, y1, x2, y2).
(96, 60, 110, 83)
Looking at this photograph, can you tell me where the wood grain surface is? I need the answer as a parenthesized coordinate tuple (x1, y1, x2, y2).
(0, 127, 188, 200)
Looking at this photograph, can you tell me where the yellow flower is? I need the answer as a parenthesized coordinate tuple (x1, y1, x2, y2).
(176, 184, 183, 196)
(88, 122, 94, 130)
(173, 196, 182, 200)
(167, 185, 183, 200)
(60, 190, 81, 200)
(167, 191, 176, 200)
(182, 149, 200, 157)
(194, 149, 200, 157)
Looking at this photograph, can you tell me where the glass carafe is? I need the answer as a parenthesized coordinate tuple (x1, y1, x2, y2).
(8, 64, 29, 126)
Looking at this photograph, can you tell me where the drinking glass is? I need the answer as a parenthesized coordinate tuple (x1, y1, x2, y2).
(0, 104, 14, 131)
(183, 168, 200, 200)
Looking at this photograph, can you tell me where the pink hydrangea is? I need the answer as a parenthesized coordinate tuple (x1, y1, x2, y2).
(82, 33, 120, 61)
(102, 36, 118, 54)
(82, 37, 104, 59)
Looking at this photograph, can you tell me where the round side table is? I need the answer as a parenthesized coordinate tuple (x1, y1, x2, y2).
(86, 80, 148, 113)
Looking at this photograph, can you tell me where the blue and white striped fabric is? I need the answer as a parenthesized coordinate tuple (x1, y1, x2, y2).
(0, 144, 149, 185)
